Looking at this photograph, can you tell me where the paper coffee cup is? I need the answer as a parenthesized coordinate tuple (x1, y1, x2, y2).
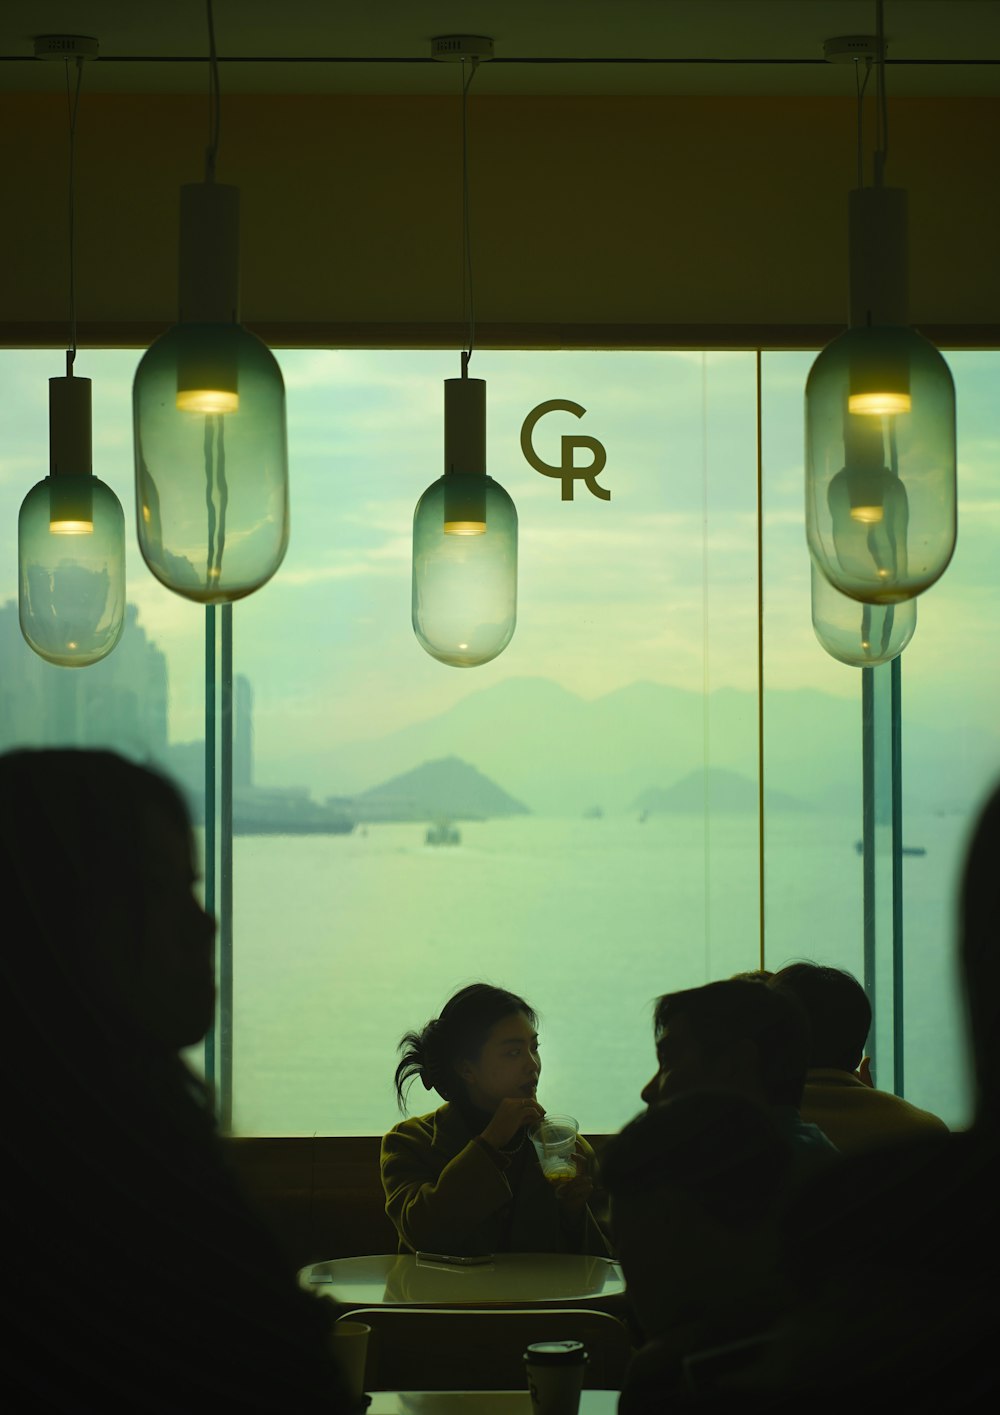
(332, 1319, 371, 1404)
(524, 1340, 587, 1415)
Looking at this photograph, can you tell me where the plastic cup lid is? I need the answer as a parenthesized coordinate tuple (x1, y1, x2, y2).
(524, 1341, 588, 1365)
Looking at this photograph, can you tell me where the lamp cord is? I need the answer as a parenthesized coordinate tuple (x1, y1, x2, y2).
(855, 54, 873, 189)
(205, 0, 222, 183)
(461, 56, 480, 377)
(202, 0, 226, 580)
(874, 0, 889, 186)
(64, 56, 84, 376)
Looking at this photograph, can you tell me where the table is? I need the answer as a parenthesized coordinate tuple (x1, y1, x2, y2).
(365, 1394, 618, 1414)
(301, 1253, 626, 1313)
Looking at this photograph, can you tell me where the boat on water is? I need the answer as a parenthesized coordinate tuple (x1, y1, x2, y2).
(426, 820, 461, 846)
(853, 840, 926, 857)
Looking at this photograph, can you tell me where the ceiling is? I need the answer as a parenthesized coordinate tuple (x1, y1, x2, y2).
(1, 0, 999, 97)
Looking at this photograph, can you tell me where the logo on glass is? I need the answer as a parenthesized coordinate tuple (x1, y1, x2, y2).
(520, 400, 610, 502)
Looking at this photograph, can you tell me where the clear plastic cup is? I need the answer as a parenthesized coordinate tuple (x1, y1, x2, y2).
(529, 1114, 579, 1186)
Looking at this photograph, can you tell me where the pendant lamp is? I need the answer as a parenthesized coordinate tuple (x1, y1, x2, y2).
(805, 7, 956, 606)
(19, 38, 125, 668)
(412, 37, 517, 668)
(132, 2, 288, 604)
(413, 372, 517, 666)
(811, 557, 914, 667)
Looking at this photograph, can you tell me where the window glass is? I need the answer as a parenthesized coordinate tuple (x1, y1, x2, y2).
(898, 351, 1000, 1126)
(0, 348, 206, 1070)
(2, 348, 994, 1136)
(232, 350, 759, 1134)
(761, 351, 866, 983)
(762, 350, 999, 1128)
(0, 350, 202, 788)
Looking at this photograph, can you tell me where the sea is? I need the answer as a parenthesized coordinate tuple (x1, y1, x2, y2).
(208, 809, 975, 1138)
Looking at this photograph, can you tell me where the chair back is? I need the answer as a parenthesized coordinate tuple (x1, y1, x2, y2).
(339, 1306, 633, 1391)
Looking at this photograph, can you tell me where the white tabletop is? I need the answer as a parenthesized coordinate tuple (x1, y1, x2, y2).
(365, 1394, 618, 1414)
(301, 1253, 626, 1309)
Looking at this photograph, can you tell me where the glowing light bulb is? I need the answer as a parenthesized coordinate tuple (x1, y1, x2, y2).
(176, 387, 240, 414)
(848, 390, 912, 416)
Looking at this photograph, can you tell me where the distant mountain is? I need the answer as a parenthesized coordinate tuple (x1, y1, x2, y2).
(262, 675, 1000, 818)
(350, 755, 530, 823)
(634, 768, 810, 815)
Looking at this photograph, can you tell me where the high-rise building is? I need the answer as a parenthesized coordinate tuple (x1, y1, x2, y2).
(0, 599, 168, 763)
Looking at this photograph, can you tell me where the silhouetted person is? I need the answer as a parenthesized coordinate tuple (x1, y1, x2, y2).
(0, 749, 351, 1413)
(768, 962, 947, 1151)
(603, 1093, 794, 1413)
(959, 780, 1000, 1136)
(641, 980, 837, 1162)
(674, 788, 1000, 1412)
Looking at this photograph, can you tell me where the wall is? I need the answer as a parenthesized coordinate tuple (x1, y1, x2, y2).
(2, 93, 998, 343)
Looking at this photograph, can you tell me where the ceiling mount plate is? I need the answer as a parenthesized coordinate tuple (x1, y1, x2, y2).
(824, 35, 885, 63)
(34, 35, 99, 60)
(431, 35, 494, 63)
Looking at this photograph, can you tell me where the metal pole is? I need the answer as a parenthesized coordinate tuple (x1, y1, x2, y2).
(891, 652, 904, 1094)
(862, 666, 876, 1078)
(219, 602, 234, 1132)
(755, 350, 766, 971)
(202, 604, 216, 1091)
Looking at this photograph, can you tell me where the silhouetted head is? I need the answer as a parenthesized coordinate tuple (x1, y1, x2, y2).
(0, 747, 216, 1054)
(394, 983, 539, 1111)
(960, 780, 1000, 1127)
(643, 979, 809, 1110)
(769, 963, 872, 1073)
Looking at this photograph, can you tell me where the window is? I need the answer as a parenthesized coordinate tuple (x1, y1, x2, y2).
(1, 347, 994, 1135)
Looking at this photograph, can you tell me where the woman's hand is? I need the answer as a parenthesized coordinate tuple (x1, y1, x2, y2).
(552, 1151, 594, 1216)
(481, 1095, 546, 1150)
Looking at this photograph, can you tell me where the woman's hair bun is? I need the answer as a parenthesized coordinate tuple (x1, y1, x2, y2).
(393, 984, 536, 1113)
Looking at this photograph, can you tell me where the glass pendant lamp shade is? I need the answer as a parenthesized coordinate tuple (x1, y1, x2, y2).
(413, 377, 517, 667)
(133, 183, 288, 603)
(19, 376, 125, 667)
(805, 188, 956, 605)
(811, 556, 915, 667)
(134, 321, 288, 602)
(805, 325, 955, 604)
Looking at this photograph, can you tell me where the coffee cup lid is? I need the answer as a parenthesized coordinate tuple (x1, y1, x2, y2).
(524, 1341, 588, 1366)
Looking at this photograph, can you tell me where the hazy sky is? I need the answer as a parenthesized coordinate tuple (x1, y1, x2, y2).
(1, 347, 997, 773)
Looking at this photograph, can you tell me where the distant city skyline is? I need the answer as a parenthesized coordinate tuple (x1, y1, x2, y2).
(0, 597, 168, 761)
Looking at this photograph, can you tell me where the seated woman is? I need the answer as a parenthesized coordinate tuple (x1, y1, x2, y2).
(381, 983, 610, 1256)
(0, 748, 351, 1412)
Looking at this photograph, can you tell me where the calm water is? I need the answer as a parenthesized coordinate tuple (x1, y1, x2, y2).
(217, 811, 974, 1136)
